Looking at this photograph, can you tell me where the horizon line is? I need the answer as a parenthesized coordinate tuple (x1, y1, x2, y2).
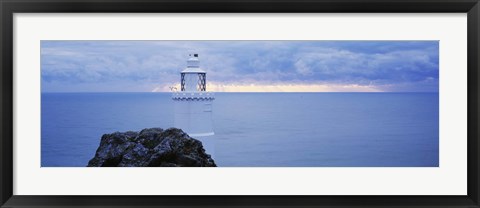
(41, 91, 439, 93)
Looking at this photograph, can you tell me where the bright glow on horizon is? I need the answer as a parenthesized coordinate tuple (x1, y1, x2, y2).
(153, 82, 383, 92)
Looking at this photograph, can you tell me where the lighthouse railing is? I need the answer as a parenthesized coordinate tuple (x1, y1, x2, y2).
(172, 91, 215, 101)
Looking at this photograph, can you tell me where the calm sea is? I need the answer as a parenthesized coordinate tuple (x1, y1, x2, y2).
(41, 92, 439, 167)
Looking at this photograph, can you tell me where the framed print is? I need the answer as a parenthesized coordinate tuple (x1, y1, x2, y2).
(1, 0, 479, 207)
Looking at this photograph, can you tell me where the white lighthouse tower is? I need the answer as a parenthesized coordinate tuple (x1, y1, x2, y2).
(172, 54, 215, 137)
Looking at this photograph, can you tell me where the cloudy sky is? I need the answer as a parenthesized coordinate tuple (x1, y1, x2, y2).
(41, 41, 438, 92)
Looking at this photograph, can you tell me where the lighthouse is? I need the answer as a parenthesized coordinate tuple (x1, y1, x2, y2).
(172, 54, 215, 137)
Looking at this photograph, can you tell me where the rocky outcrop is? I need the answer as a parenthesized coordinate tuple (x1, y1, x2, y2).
(87, 128, 216, 167)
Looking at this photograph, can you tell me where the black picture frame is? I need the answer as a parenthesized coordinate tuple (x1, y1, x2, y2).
(1, 0, 479, 207)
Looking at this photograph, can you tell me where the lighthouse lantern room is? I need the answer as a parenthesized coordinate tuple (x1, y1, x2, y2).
(172, 54, 215, 137)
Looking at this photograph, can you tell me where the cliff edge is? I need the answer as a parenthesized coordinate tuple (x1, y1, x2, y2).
(87, 128, 216, 167)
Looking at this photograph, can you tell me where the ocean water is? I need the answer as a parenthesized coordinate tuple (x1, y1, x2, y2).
(41, 92, 439, 167)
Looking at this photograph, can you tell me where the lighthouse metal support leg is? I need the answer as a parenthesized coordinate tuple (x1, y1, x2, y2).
(181, 73, 186, 91)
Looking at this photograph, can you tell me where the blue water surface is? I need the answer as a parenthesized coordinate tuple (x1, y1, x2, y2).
(41, 92, 439, 167)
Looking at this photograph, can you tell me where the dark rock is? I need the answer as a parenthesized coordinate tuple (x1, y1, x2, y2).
(87, 128, 216, 167)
